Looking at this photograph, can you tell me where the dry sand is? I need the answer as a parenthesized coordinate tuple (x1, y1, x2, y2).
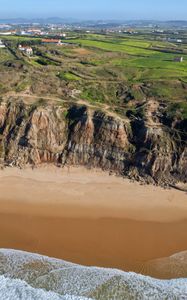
(0, 165, 186, 278)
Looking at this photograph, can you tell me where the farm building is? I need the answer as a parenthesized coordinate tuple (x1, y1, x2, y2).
(18, 45, 33, 56)
(174, 56, 183, 62)
(42, 39, 62, 46)
(168, 38, 183, 43)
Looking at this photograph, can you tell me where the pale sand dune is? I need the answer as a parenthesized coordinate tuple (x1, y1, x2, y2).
(0, 166, 186, 278)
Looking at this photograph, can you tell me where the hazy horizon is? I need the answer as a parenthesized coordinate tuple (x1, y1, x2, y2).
(1, 17, 187, 23)
(0, 0, 187, 21)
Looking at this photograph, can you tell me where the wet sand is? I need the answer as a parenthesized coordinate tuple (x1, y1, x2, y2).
(0, 166, 187, 278)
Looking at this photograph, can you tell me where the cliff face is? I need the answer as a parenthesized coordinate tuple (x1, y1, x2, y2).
(0, 100, 186, 185)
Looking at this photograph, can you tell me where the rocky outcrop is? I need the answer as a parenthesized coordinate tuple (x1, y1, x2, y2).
(0, 99, 186, 186)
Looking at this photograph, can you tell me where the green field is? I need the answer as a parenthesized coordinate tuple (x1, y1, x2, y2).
(0, 33, 187, 118)
(65, 36, 187, 81)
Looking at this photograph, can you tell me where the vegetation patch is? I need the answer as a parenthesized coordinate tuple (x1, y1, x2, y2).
(58, 71, 81, 81)
(1, 33, 187, 114)
(168, 102, 187, 119)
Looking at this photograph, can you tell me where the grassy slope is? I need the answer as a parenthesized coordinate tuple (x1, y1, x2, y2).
(0, 33, 187, 118)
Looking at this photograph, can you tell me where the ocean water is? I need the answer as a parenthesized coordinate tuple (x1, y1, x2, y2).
(0, 275, 91, 300)
(0, 249, 187, 300)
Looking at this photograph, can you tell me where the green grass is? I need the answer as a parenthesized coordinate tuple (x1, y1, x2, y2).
(0, 48, 14, 63)
(64, 35, 187, 82)
(168, 102, 187, 119)
(0, 36, 41, 42)
(15, 80, 30, 92)
(58, 71, 81, 81)
(66, 38, 158, 56)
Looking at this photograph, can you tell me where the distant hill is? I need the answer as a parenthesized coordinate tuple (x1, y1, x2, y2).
(0, 18, 187, 26)
(0, 17, 76, 24)
(166, 20, 187, 24)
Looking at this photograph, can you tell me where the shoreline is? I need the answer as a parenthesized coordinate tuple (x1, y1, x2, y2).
(0, 165, 186, 278)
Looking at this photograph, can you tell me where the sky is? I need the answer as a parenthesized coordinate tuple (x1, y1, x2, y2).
(0, 0, 187, 20)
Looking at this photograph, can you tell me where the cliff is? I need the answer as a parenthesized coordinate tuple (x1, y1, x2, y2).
(0, 99, 186, 186)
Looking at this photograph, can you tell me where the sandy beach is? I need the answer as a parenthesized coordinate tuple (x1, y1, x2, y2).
(0, 165, 186, 278)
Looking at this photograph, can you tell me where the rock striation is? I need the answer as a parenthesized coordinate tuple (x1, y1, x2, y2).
(0, 99, 186, 186)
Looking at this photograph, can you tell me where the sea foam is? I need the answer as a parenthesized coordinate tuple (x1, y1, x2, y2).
(0, 249, 187, 299)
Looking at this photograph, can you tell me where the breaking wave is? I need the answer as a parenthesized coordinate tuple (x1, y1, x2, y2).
(0, 249, 187, 299)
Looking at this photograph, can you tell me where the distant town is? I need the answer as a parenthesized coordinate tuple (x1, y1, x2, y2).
(0, 19, 187, 44)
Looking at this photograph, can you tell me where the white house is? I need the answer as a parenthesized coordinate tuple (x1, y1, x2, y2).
(18, 45, 25, 51)
(0, 32, 12, 35)
(0, 40, 5, 48)
(18, 45, 33, 56)
(25, 47, 33, 56)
